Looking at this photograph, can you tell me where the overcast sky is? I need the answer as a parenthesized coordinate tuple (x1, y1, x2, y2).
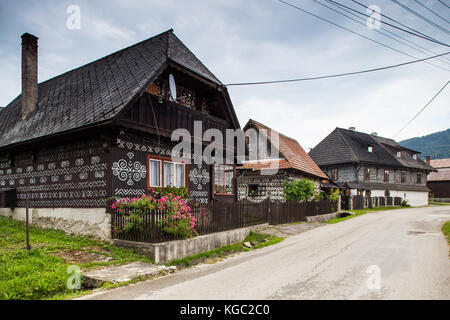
(0, 0, 449, 150)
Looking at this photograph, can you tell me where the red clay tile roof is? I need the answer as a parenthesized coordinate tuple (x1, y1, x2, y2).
(241, 119, 328, 179)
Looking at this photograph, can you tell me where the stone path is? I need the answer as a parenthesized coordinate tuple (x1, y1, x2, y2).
(256, 222, 325, 238)
(83, 262, 176, 288)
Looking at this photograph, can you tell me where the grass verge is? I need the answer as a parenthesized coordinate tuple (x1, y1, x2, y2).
(166, 231, 284, 268)
(327, 205, 411, 224)
(0, 217, 153, 300)
(442, 221, 450, 257)
(430, 201, 450, 206)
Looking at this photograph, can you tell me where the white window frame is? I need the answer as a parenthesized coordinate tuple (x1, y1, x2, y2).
(148, 159, 162, 188)
(163, 160, 186, 188)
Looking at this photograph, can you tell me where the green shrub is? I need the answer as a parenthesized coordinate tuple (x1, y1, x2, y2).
(283, 178, 315, 202)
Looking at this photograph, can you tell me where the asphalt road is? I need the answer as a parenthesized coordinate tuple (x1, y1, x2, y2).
(81, 206, 450, 300)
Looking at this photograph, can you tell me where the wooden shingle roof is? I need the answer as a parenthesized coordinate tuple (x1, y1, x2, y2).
(0, 29, 223, 149)
(428, 158, 450, 181)
(309, 128, 434, 171)
(241, 119, 328, 179)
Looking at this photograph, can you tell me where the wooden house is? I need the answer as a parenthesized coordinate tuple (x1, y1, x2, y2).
(236, 120, 328, 202)
(309, 127, 435, 207)
(0, 30, 240, 237)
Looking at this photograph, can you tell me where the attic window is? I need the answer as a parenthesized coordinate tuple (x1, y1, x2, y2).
(413, 154, 418, 160)
(396, 151, 401, 158)
(368, 146, 373, 153)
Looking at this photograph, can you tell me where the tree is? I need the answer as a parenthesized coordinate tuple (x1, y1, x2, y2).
(282, 178, 315, 202)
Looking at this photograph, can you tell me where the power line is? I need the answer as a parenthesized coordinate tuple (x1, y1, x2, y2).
(315, 0, 450, 71)
(325, 0, 450, 65)
(392, 79, 450, 138)
(224, 52, 450, 86)
(278, 0, 448, 69)
(335, 0, 450, 46)
(412, 0, 450, 24)
(439, 0, 450, 10)
(390, 0, 450, 35)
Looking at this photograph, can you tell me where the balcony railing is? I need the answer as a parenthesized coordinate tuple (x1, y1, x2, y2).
(119, 93, 230, 137)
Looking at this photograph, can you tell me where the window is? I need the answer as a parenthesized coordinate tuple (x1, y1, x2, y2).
(248, 185, 259, 197)
(401, 171, 406, 183)
(364, 168, 371, 181)
(149, 159, 161, 187)
(214, 164, 234, 194)
(413, 154, 418, 160)
(331, 168, 338, 181)
(396, 151, 401, 158)
(384, 170, 390, 182)
(368, 145, 373, 152)
(147, 157, 186, 189)
(417, 173, 422, 184)
(163, 162, 185, 187)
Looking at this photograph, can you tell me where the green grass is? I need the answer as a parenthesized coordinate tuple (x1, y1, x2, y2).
(167, 231, 284, 268)
(429, 201, 450, 206)
(327, 206, 411, 224)
(0, 217, 153, 300)
(442, 221, 450, 257)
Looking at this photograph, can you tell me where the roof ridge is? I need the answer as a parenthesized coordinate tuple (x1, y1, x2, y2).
(24, 29, 173, 90)
(248, 119, 297, 142)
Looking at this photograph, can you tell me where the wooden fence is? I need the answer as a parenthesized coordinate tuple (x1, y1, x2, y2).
(110, 198, 338, 244)
(349, 195, 403, 210)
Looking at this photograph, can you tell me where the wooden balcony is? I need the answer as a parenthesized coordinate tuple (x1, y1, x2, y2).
(117, 93, 231, 139)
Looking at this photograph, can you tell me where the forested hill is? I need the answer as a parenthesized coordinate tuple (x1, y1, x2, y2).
(399, 129, 450, 160)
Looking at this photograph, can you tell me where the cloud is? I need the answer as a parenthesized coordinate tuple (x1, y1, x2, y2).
(0, 0, 448, 148)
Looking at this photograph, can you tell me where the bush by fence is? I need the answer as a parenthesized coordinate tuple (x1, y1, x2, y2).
(110, 198, 338, 243)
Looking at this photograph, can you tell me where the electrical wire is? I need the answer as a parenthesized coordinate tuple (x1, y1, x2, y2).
(323, 0, 450, 65)
(392, 79, 450, 138)
(224, 52, 450, 86)
(412, 0, 450, 24)
(439, 0, 450, 10)
(330, 0, 450, 46)
(315, 0, 450, 71)
(390, 0, 450, 35)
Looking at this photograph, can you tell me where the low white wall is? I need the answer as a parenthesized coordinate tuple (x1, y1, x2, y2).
(351, 189, 428, 207)
(389, 190, 428, 207)
(113, 224, 268, 264)
(0, 207, 111, 240)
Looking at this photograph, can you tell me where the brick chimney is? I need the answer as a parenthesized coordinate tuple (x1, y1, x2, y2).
(21, 33, 38, 120)
(426, 155, 430, 165)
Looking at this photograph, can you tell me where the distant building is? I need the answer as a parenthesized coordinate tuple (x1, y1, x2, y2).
(428, 158, 450, 202)
(309, 127, 435, 207)
(237, 120, 328, 202)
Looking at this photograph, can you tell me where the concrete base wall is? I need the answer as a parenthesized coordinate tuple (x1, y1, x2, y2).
(113, 224, 268, 264)
(0, 207, 111, 240)
(306, 211, 341, 223)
